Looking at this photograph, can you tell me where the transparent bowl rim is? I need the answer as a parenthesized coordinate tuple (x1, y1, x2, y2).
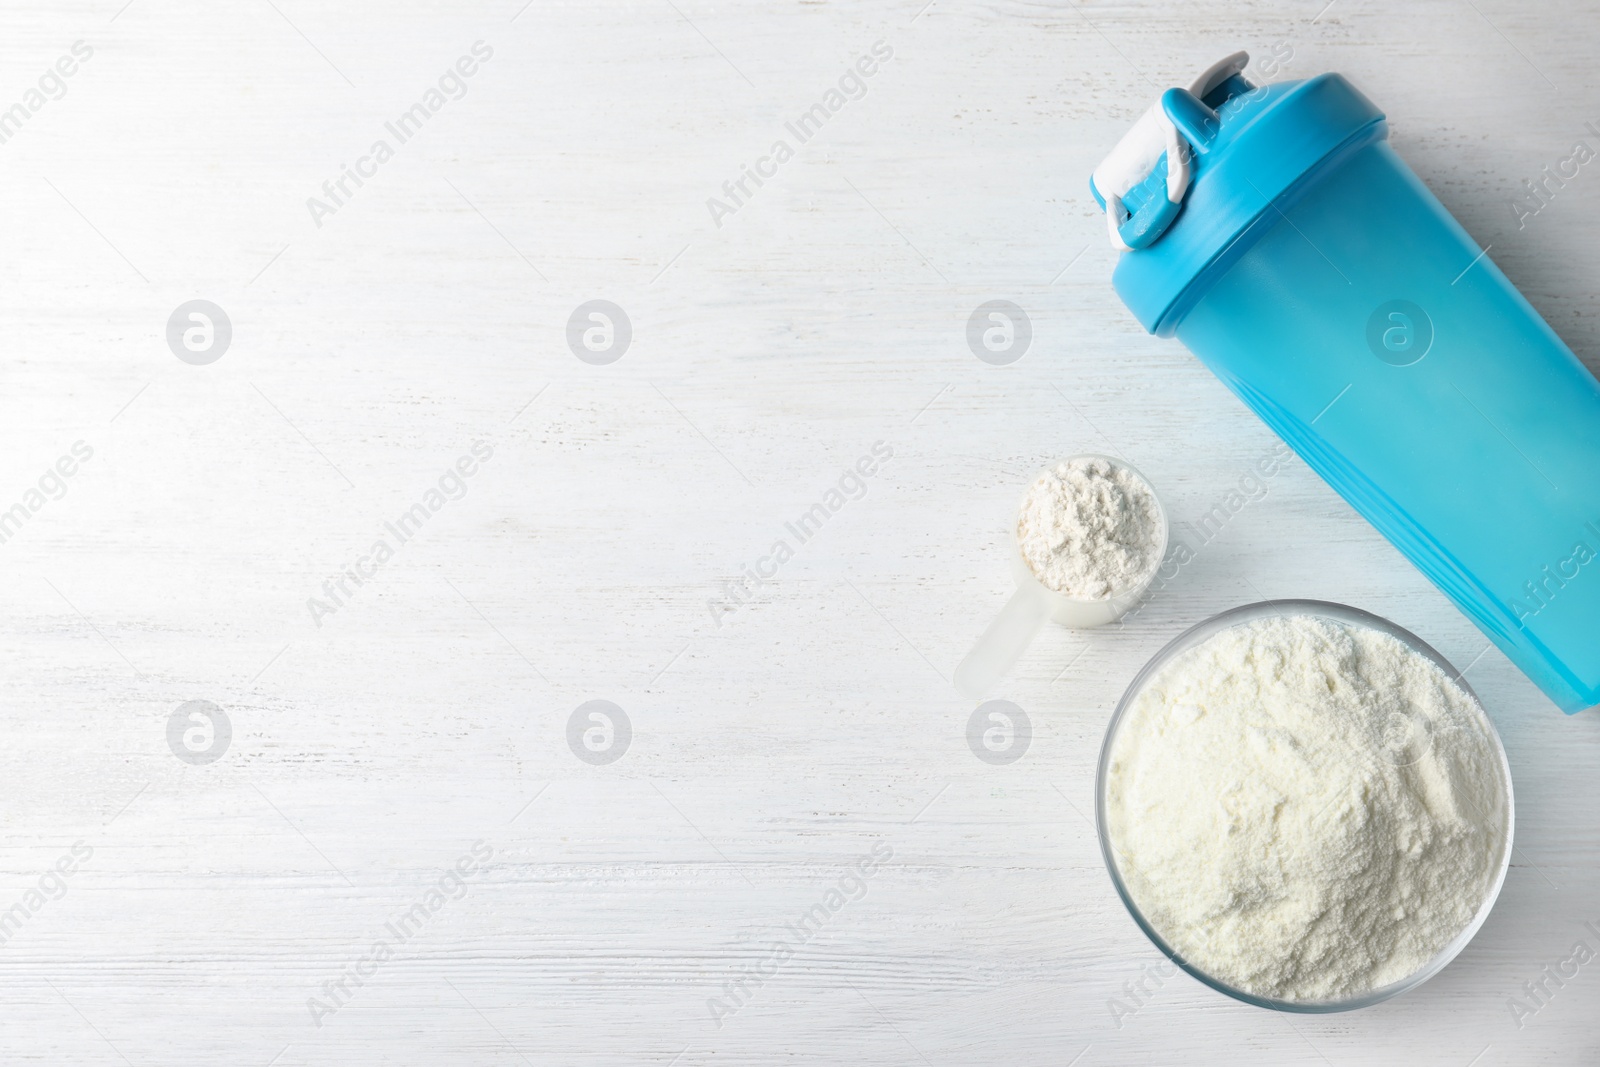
(1093, 599, 1516, 1013)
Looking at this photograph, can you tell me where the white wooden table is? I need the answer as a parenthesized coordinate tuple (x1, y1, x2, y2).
(3, 0, 1599, 1062)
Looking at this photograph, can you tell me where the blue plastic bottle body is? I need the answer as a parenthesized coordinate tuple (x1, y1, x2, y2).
(1173, 138, 1600, 712)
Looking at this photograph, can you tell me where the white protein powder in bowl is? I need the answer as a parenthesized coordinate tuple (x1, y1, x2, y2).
(1104, 614, 1510, 1003)
(1017, 458, 1162, 598)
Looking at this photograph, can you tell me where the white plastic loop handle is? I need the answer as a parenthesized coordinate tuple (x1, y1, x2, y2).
(1095, 104, 1188, 252)
(1092, 50, 1249, 250)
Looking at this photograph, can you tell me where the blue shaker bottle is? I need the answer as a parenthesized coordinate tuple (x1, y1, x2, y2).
(1091, 53, 1600, 713)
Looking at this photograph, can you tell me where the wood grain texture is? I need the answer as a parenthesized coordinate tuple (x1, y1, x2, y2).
(0, 0, 1598, 1062)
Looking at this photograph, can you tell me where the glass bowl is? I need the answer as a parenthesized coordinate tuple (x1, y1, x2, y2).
(1094, 599, 1515, 1012)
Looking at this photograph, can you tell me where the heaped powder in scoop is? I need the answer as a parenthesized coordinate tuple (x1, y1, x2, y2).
(1017, 458, 1162, 598)
(1104, 614, 1510, 1003)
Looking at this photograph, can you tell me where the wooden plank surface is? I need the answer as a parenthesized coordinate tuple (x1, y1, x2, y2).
(1, 0, 1598, 1062)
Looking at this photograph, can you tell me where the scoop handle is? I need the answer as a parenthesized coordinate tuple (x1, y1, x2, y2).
(955, 583, 1051, 700)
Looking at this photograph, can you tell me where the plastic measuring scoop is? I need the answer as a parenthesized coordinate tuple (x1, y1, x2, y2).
(1092, 53, 1600, 712)
(955, 456, 1169, 700)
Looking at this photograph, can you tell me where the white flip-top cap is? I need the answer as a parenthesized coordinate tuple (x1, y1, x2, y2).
(1091, 51, 1249, 250)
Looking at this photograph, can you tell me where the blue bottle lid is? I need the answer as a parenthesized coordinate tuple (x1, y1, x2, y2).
(1093, 64, 1387, 335)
